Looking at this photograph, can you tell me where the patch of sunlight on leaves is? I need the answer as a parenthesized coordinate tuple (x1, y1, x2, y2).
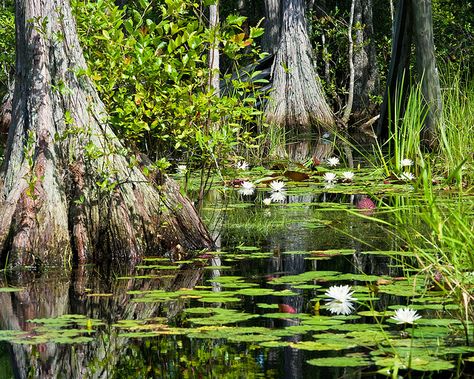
(307, 354, 371, 367)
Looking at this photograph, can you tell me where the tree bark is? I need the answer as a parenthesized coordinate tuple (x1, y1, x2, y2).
(208, 1, 220, 96)
(264, 0, 335, 161)
(262, 0, 281, 54)
(412, 0, 442, 148)
(0, 0, 213, 267)
(352, 0, 379, 115)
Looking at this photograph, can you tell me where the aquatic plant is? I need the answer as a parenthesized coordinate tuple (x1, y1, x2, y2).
(390, 308, 422, 324)
(400, 172, 415, 181)
(269, 180, 286, 192)
(326, 299, 355, 315)
(324, 285, 356, 303)
(238, 181, 255, 196)
(236, 161, 249, 170)
(326, 157, 340, 167)
(269, 191, 286, 203)
(342, 171, 354, 181)
(323, 172, 337, 183)
(400, 158, 414, 167)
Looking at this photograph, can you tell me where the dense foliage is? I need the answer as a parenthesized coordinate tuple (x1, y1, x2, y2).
(73, 0, 266, 172)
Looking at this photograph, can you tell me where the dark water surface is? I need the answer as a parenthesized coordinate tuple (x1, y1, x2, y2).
(0, 190, 471, 378)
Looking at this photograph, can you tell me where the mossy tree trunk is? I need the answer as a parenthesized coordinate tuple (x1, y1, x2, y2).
(0, 0, 213, 267)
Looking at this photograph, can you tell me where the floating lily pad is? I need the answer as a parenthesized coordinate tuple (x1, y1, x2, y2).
(290, 339, 358, 351)
(307, 355, 371, 367)
(269, 271, 340, 285)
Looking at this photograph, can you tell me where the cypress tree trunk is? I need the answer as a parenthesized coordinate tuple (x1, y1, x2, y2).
(0, 0, 213, 267)
(412, 0, 442, 147)
(264, 0, 335, 161)
(352, 0, 379, 115)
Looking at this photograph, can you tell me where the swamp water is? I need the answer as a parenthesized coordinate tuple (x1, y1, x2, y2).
(1, 172, 473, 378)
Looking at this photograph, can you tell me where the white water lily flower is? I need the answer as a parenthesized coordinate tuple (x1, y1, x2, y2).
(327, 299, 355, 315)
(400, 172, 415, 181)
(263, 198, 272, 206)
(400, 158, 414, 167)
(269, 180, 286, 192)
(238, 181, 255, 196)
(342, 171, 355, 181)
(390, 308, 421, 324)
(236, 161, 249, 170)
(177, 165, 187, 175)
(327, 157, 340, 167)
(323, 172, 337, 183)
(325, 285, 356, 303)
(270, 191, 286, 203)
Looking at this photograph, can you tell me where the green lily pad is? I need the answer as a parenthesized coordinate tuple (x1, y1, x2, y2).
(307, 355, 371, 367)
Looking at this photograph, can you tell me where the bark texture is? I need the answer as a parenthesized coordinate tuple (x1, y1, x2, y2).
(352, 0, 379, 114)
(0, 0, 213, 266)
(412, 0, 442, 147)
(264, 0, 335, 161)
(262, 0, 281, 54)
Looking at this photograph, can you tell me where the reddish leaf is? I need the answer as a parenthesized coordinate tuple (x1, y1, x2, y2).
(278, 304, 297, 314)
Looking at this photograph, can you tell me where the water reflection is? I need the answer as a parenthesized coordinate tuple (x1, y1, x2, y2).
(0, 191, 411, 378)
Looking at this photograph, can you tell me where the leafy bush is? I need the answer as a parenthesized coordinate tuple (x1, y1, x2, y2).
(72, 0, 266, 172)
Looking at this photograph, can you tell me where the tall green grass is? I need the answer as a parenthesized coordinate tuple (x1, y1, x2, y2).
(438, 74, 474, 184)
(368, 70, 473, 186)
